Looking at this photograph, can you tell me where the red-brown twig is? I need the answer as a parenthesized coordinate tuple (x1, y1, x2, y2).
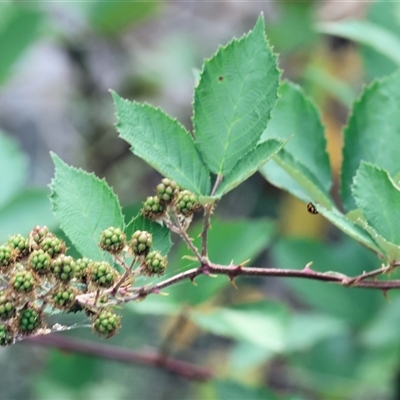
(24, 334, 213, 381)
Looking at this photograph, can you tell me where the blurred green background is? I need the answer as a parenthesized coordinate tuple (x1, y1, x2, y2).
(1, 1, 400, 399)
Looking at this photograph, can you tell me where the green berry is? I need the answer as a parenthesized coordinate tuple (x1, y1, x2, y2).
(144, 251, 167, 276)
(89, 261, 117, 288)
(142, 196, 165, 220)
(29, 226, 50, 247)
(92, 309, 121, 338)
(8, 234, 29, 259)
(39, 236, 66, 258)
(0, 292, 16, 320)
(29, 249, 52, 275)
(99, 227, 126, 254)
(51, 255, 76, 282)
(17, 306, 43, 335)
(156, 178, 179, 204)
(52, 286, 76, 310)
(0, 244, 16, 270)
(0, 324, 14, 346)
(75, 257, 92, 283)
(175, 190, 202, 217)
(10, 270, 36, 293)
(130, 230, 152, 256)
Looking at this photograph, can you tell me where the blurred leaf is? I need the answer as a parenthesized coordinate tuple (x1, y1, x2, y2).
(125, 214, 172, 256)
(127, 294, 180, 316)
(0, 188, 57, 242)
(167, 218, 276, 305)
(361, 2, 400, 79)
(50, 153, 124, 260)
(265, 2, 316, 52)
(303, 65, 356, 107)
(0, 130, 28, 208)
(352, 163, 400, 257)
(285, 313, 348, 352)
(213, 139, 285, 198)
(87, 0, 157, 35)
(213, 380, 280, 400)
(229, 341, 273, 370)
(271, 237, 382, 326)
(261, 81, 333, 208)
(191, 301, 288, 352)
(113, 92, 210, 195)
(193, 16, 279, 176)
(0, 5, 42, 83)
(341, 70, 400, 211)
(43, 351, 97, 390)
(362, 296, 400, 348)
(317, 20, 400, 66)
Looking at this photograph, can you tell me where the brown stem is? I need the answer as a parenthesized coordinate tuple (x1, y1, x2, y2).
(120, 261, 400, 304)
(24, 334, 212, 381)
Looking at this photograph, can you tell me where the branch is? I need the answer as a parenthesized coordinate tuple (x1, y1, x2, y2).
(24, 334, 213, 381)
(117, 261, 400, 304)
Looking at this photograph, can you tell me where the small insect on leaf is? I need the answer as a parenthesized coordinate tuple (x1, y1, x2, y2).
(307, 202, 318, 215)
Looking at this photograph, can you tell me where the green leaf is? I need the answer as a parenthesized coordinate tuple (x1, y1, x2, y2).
(267, 151, 333, 208)
(167, 218, 276, 305)
(214, 139, 285, 198)
(317, 20, 400, 66)
(0, 130, 28, 207)
(193, 15, 279, 176)
(0, 5, 42, 83)
(50, 153, 124, 260)
(0, 188, 57, 243)
(113, 92, 210, 195)
(260, 81, 333, 206)
(191, 301, 288, 352)
(352, 162, 400, 249)
(125, 214, 172, 256)
(317, 206, 382, 255)
(285, 313, 348, 352)
(341, 70, 400, 211)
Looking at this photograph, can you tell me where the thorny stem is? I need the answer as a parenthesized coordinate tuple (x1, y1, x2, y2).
(201, 174, 222, 258)
(110, 255, 132, 296)
(95, 261, 400, 306)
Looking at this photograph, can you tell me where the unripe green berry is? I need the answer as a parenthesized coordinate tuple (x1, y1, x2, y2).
(99, 227, 126, 254)
(8, 234, 29, 260)
(144, 251, 167, 276)
(0, 244, 16, 270)
(130, 230, 152, 256)
(52, 285, 77, 310)
(29, 249, 52, 275)
(92, 309, 121, 339)
(175, 190, 202, 217)
(39, 235, 66, 258)
(142, 196, 165, 220)
(75, 257, 92, 283)
(156, 178, 179, 204)
(0, 324, 14, 346)
(29, 226, 50, 248)
(10, 270, 36, 293)
(16, 306, 43, 335)
(51, 255, 76, 282)
(0, 292, 16, 320)
(89, 261, 117, 288)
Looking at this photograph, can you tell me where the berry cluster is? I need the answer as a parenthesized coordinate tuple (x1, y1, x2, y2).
(142, 178, 202, 222)
(0, 177, 200, 346)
